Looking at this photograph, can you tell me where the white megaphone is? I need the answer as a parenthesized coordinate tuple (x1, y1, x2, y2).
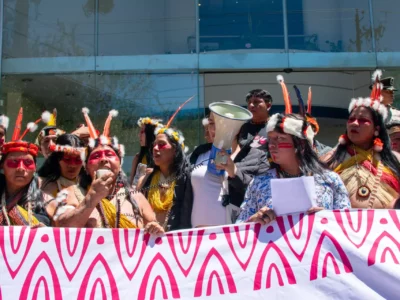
(207, 102, 253, 176)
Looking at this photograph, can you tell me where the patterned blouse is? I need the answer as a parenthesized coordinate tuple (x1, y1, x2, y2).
(236, 169, 351, 223)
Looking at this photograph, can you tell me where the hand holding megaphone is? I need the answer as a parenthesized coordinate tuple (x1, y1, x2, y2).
(215, 149, 237, 178)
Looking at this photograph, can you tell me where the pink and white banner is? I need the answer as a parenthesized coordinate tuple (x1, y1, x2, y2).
(0, 209, 400, 299)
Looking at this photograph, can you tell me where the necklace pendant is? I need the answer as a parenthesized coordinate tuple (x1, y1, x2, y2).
(159, 182, 170, 189)
(357, 185, 371, 198)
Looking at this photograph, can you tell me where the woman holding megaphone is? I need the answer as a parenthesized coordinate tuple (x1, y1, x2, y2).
(236, 76, 351, 225)
(189, 105, 269, 228)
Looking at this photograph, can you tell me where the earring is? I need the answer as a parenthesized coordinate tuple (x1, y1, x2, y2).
(374, 130, 379, 136)
(339, 134, 349, 145)
(373, 137, 383, 152)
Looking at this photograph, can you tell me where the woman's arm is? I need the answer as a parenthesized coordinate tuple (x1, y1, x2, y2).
(52, 173, 115, 227)
(135, 192, 165, 236)
(229, 149, 269, 191)
(53, 189, 102, 227)
(129, 154, 140, 185)
(235, 177, 260, 223)
(330, 172, 351, 209)
(179, 172, 193, 229)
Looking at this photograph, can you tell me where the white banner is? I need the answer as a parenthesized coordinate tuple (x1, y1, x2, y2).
(0, 209, 400, 299)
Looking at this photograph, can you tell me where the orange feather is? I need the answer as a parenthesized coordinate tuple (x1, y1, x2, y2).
(166, 95, 195, 128)
(12, 108, 23, 141)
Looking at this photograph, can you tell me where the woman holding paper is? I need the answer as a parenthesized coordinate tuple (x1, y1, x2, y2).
(324, 70, 400, 209)
(236, 76, 350, 225)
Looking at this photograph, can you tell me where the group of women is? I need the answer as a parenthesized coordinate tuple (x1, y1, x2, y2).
(0, 69, 399, 232)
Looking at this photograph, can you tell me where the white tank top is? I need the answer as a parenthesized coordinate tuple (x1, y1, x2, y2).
(191, 150, 226, 227)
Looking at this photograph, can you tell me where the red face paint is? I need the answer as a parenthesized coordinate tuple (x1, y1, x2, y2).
(88, 150, 118, 164)
(347, 117, 372, 125)
(5, 158, 36, 170)
(277, 143, 294, 149)
(154, 143, 172, 150)
(61, 156, 83, 166)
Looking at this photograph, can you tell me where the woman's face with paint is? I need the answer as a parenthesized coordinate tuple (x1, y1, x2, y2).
(153, 134, 176, 169)
(59, 153, 83, 180)
(267, 130, 296, 164)
(2, 152, 36, 190)
(86, 145, 121, 178)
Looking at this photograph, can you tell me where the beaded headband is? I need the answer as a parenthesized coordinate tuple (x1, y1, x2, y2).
(348, 70, 388, 121)
(49, 144, 87, 162)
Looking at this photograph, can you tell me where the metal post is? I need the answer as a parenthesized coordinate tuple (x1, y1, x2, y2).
(94, 0, 99, 57)
(195, 0, 200, 54)
(368, 0, 377, 53)
(282, 0, 289, 53)
(0, 0, 4, 89)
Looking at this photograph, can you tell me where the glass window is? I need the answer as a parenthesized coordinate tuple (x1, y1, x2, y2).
(372, 0, 400, 52)
(0, 72, 201, 173)
(98, 0, 197, 55)
(199, 0, 284, 52)
(287, 0, 372, 52)
(2, 0, 95, 58)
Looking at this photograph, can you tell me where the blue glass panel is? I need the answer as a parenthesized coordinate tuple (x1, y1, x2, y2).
(199, 0, 284, 52)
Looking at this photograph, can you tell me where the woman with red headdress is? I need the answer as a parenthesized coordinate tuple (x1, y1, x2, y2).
(52, 108, 164, 235)
(323, 70, 400, 209)
(0, 108, 51, 226)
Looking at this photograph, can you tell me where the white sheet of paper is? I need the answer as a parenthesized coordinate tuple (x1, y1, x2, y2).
(271, 176, 317, 216)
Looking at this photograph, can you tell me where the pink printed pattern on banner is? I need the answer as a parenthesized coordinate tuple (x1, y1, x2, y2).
(0, 210, 400, 299)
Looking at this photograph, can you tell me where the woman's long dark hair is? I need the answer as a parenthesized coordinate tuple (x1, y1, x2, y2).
(137, 123, 157, 168)
(79, 139, 142, 221)
(326, 107, 400, 180)
(0, 155, 44, 213)
(268, 114, 328, 176)
(38, 134, 84, 189)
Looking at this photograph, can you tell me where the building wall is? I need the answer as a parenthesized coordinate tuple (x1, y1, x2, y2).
(1, 0, 400, 173)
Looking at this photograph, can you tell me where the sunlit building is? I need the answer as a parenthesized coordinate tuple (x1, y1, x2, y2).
(1, 0, 399, 171)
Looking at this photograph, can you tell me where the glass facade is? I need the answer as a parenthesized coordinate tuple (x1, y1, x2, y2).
(1, 0, 400, 173)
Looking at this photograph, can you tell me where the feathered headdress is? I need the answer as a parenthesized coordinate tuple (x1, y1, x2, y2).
(2, 108, 51, 157)
(154, 95, 195, 152)
(137, 117, 163, 128)
(81, 108, 125, 160)
(293, 85, 319, 134)
(348, 69, 388, 121)
(48, 144, 87, 163)
(266, 76, 315, 146)
(35, 108, 66, 146)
